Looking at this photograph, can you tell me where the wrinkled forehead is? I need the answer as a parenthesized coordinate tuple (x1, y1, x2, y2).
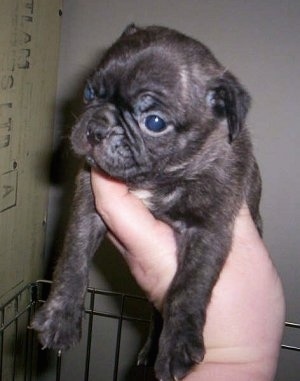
(90, 27, 224, 112)
(96, 43, 186, 102)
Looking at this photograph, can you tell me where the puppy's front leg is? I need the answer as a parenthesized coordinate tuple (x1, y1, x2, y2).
(155, 226, 232, 381)
(31, 168, 106, 350)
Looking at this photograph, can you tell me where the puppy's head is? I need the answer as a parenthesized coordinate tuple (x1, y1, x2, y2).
(71, 24, 251, 185)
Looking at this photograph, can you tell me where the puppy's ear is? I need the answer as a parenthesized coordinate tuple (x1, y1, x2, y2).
(121, 23, 138, 37)
(207, 72, 251, 142)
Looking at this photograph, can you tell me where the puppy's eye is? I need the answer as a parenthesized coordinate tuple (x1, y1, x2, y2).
(83, 83, 95, 102)
(144, 115, 167, 132)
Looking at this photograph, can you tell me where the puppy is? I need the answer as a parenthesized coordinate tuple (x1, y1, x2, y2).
(32, 24, 262, 381)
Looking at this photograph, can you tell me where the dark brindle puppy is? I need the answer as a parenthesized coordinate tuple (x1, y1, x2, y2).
(32, 24, 262, 381)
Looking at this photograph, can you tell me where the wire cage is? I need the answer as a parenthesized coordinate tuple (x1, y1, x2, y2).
(0, 281, 155, 381)
(1, 280, 299, 381)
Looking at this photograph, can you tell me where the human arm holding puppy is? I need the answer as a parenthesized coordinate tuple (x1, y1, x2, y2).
(91, 169, 285, 381)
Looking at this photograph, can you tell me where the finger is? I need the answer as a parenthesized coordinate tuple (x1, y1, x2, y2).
(91, 168, 173, 255)
(106, 231, 127, 256)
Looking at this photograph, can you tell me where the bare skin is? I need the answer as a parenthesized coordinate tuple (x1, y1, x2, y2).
(91, 169, 285, 381)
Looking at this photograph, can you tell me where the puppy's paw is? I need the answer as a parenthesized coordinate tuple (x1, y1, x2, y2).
(137, 338, 157, 367)
(31, 302, 83, 351)
(155, 329, 204, 381)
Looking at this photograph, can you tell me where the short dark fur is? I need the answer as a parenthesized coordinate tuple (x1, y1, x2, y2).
(32, 25, 262, 381)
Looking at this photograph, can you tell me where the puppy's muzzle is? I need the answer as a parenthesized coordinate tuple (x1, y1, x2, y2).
(86, 121, 106, 145)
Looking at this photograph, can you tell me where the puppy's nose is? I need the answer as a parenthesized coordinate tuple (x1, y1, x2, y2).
(86, 121, 106, 144)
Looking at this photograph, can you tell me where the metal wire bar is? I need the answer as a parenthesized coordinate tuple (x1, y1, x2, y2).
(281, 321, 300, 352)
(84, 288, 96, 381)
(25, 300, 35, 381)
(113, 294, 125, 381)
(285, 321, 300, 329)
(56, 350, 62, 381)
(0, 301, 32, 331)
(281, 344, 300, 352)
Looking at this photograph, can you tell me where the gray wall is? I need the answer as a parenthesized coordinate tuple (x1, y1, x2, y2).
(46, 1, 300, 380)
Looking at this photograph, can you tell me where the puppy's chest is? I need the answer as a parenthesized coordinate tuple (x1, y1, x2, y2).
(130, 189, 155, 210)
(130, 186, 199, 235)
(129, 186, 182, 215)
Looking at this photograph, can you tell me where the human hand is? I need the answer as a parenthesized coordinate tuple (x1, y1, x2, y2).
(91, 168, 177, 310)
(91, 169, 285, 381)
